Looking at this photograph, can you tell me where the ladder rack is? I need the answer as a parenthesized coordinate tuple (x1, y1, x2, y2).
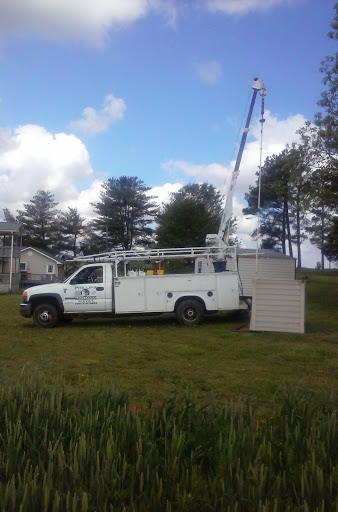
(69, 245, 237, 264)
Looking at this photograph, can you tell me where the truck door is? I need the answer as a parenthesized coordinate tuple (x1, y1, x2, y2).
(62, 265, 108, 313)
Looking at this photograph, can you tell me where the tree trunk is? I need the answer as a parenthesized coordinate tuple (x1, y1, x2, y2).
(282, 203, 286, 254)
(296, 208, 301, 268)
(285, 202, 293, 257)
(321, 217, 325, 269)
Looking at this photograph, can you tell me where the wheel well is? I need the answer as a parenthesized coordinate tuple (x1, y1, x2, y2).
(30, 295, 63, 315)
(174, 296, 206, 312)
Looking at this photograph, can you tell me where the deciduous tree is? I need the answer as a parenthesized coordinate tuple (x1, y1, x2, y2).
(156, 183, 225, 248)
(315, 3, 338, 156)
(314, 3, 338, 262)
(297, 123, 335, 268)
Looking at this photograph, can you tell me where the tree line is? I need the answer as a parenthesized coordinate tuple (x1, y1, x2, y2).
(1, 180, 228, 259)
(243, 123, 337, 268)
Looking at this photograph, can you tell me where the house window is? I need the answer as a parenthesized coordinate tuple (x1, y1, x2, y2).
(46, 264, 55, 274)
(20, 262, 27, 271)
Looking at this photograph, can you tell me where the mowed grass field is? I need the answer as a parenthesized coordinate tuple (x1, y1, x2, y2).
(0, 270, 337, 409)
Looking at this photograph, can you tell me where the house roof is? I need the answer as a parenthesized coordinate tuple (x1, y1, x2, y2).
(237, 248, 295, 259)
(21, 247, 64, 265)
(0, 222, 25, 235)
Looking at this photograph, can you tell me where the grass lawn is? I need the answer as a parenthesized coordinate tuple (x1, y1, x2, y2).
(0, 270, 337, 409)
(0, 270, 337, 511)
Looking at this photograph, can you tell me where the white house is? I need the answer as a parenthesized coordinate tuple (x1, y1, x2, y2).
(20, 247, 64, 285)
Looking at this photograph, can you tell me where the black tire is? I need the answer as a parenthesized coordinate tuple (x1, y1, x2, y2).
(33, 303, 59, 328)
(176, 300, 204, 326)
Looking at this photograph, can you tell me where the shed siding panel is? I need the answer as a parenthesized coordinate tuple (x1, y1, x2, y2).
(238, 259, 295, 296)
(193, 253, 296, 297)
(250, 279, 305, 334)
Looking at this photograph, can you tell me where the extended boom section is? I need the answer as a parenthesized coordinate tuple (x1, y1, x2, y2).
(206, 77, 266, 248)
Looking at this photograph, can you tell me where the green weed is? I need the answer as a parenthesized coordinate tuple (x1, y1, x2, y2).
(0, 379, 336, 511)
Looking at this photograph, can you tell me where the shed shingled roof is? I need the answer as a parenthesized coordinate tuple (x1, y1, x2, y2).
(237, 248, 294, 259)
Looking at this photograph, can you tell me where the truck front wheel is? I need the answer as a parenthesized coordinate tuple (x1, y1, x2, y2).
(176, 300, 204, 326)
(33, 303, 59, 328)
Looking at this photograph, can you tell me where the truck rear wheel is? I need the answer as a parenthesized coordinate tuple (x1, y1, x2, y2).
(33, 303, 58, 328)
(176, 300, 204, 326)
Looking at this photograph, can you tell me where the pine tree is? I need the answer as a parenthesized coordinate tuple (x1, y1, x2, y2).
(243, 150, 293, 255)
(2, 208, 16, 222)
(89, 176, 158, 251)
(17, 190, 60, 252)
(58, 207, 85, 258)
(243, 145, 313, 267)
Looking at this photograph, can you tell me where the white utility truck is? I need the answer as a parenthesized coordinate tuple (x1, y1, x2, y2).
(20, 247, 242, 327)
(19, 78, 266, 328)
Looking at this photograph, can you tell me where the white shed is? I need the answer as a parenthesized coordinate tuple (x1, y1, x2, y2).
(250, 279, 305, 333)
(231, 249, 296, 297)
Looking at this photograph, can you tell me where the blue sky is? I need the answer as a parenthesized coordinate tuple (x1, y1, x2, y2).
(0, 0, 336, 266)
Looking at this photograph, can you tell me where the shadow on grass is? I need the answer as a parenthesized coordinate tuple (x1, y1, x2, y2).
(21, 309, 251, 330)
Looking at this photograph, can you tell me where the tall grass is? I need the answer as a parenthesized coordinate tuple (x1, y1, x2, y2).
(0, 378, 336, 511)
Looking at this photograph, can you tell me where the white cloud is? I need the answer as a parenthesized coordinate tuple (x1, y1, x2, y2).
(193, 60, 222, 84)
(162, 160, 229, 186)
(234, 110, 306, 199)
(0, 0, 301, 45)
(0, 0, 177, 45)
(204, 0, 295, 16)
(163, 111, 307, 198)
(148, 182, 183, 206)
(0, 124, 93, 215)
(69, 94, 126, 136)
(63, 179, 104, 219)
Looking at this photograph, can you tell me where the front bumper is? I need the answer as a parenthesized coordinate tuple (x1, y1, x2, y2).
(20, 303, 32, 318)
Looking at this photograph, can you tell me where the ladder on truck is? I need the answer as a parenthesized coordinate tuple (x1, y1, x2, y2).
(70, 245, 238, 270)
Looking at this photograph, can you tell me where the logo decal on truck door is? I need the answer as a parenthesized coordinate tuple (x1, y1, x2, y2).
(74, 286, 98, 304)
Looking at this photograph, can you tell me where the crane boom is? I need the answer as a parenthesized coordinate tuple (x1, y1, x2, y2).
(206, 77, 266, 249)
